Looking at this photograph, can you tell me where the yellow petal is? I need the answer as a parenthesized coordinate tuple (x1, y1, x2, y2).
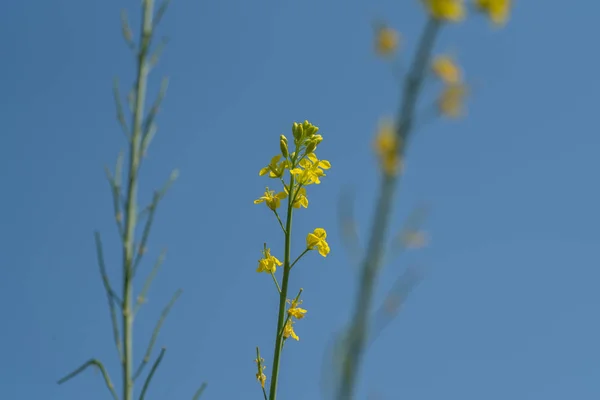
(313, 228, 327, 239)
(272, 256, 283, 266)
(318, 160, 331, 169)
(318, 242, 330, 257)
(288, 307, 307, 319)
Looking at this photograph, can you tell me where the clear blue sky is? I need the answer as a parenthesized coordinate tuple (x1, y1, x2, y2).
(1, 0, 598, 399)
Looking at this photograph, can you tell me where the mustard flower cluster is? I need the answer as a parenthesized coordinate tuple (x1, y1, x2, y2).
(252, 120, 331, 398)
(254, 120, 331, 264)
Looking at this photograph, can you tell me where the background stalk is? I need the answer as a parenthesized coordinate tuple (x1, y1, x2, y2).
(336, 18, 441, 400)
(58, 1, 207, 399)
(120, 2, 155, 399)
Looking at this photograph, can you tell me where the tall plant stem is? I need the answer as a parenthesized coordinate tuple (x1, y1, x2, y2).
(268, 176, 296, 400)
(122, 2, 155, 399)
(336, 18, 441, 400)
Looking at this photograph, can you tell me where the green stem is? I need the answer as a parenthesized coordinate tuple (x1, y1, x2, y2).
(273, 210, 286, 234)
(191, 383, 208, 400)
(57, 359, 119, 400)
(268, 176, 295, 400)
(121, 2, 154, 400)
(336, 18, 441, 400)
(289, 248, 309, 270)
(139, 347, 166, 400)
(270, 272, 282, 294)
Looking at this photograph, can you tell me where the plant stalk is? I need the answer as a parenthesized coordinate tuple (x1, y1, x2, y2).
(121, 2, 155, 400)
(336, 18, 441, 400)
(268, 176, 295, 400)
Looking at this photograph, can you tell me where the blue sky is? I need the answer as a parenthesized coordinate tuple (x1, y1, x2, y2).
(1, 0, 598, 399)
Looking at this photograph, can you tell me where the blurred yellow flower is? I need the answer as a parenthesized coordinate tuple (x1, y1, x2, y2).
(287, 299, 307, 320)
(375, 25, 400, 56)
(256, 247, 283, 274)
(283, 319, 299, 341)
(475, 0, 511, 26)
(254, 187, 287, 210)
(432, 55, 462, 84)
(373, 119, 402, 176)
(438, 83, 468, 118)
(306, 228, 330, 257)
(422, 0, 465, 22)
(401, 230, 428, 249)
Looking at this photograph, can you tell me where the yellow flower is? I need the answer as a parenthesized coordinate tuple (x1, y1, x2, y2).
(284, 186, 309, 209)
(254, 187, 287, 210)
(306, 228, 330, 257)
(438, 83, 468, 118)
(256, 367, 266, 388)
(475, 0, 511, 26)
(290, 153, 331, 185)
(259, 155, 289, 178)
(375, 25, 400, 56)
(283, 319, 299, 341)
(254, 356, 267, 388)
(287, 299, 307, 320)
(373, 119, 402, 176)
(432, 55, 462, 84)
(256, 247, 283, 274)
(422, 0, 465, 22)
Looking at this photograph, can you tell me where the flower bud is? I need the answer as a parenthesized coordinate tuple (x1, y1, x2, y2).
(292, 122, 303, 142)
(280, 134, 289, 158)
(303, 120, 317, 137)
(305, 141, 317, 154)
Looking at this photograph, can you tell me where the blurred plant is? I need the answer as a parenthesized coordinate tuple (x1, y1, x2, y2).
(333, 1, 513, 399)
(57, 1, 206, 399)
(253, 121, 331, 400)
